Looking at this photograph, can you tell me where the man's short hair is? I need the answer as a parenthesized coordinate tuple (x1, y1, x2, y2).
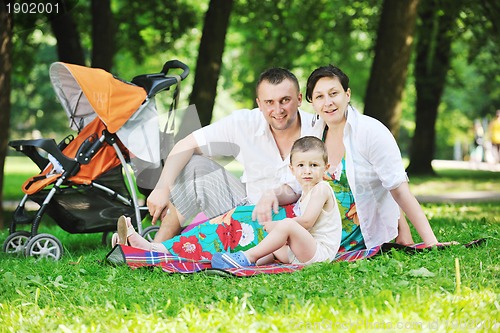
(256, 68, 300, 95)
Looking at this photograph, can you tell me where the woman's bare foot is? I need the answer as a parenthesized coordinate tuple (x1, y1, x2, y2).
(117, 216, 170, 253)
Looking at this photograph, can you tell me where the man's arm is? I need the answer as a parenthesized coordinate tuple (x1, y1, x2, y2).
(147, 134, 201, 224)
(252, 184, 300, 223)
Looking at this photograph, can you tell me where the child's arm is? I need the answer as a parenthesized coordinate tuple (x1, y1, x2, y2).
(294, 182, 333, 230)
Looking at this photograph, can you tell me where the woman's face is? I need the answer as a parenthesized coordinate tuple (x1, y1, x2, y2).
(311, 77, 350, 126)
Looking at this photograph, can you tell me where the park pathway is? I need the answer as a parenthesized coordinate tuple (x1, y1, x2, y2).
(415, 160, 500, 203)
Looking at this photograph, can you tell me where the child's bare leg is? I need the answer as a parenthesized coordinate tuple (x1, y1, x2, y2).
(255, 253, 275, 265)
(255, 246, 289, 265)
(244, 219, 316, 263)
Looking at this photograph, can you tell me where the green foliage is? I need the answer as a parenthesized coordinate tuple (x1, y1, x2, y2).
(224, 0, 382, 110)
(113, 0, 199, 63)
(6, 0, 500, 159)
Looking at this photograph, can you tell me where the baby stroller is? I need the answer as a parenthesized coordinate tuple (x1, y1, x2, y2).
(3, 60, 189, 260)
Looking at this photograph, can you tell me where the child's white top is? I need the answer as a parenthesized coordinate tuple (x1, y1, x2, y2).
(295, 181, 342, 261)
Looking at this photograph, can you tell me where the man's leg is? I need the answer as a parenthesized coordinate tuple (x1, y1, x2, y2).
(154, 155, 246, 243)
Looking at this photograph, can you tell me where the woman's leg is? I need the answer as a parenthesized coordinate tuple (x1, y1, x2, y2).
(395, 209, 415, 246)
(118, 216, 170, 253)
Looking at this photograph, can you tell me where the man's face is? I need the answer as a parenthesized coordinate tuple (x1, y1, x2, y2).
(256, 79, 302, 132)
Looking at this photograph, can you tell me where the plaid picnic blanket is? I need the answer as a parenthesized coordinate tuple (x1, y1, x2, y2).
(105, 241, 469, 277)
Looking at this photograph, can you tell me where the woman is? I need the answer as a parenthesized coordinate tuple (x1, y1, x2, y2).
(306, 65, 438, 250)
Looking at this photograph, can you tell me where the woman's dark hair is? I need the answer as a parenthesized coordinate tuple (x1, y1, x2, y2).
(305, 65, 350, 103)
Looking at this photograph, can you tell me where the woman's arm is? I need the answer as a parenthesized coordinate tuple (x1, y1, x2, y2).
(390, 182, 438, 246)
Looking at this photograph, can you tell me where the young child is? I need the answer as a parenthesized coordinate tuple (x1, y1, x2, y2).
(211, 136, 342, 268)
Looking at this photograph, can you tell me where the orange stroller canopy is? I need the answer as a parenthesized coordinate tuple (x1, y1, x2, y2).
(50, 62, 147, 133)
(50, 62, 161, 164)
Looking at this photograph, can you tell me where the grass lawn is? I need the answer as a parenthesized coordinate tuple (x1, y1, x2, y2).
(1, 156, 499, 332)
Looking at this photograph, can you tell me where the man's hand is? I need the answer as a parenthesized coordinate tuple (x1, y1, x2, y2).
(146, 188, 170, 225)
(252, 190, 279, 223)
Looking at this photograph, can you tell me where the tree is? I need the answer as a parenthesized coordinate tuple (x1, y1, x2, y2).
(363, 0, 419, 138)
(187, 0, 234, 127)
(91, 0, 115, 71)
(406, 0, 462, 175)
(49, 0, 85, 65)
(0, 2, 13, 228)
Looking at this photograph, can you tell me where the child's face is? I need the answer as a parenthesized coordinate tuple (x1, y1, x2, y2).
(290, 149, 329, 189)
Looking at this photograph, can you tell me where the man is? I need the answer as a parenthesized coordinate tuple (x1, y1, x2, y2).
(147, 68, 315, 242)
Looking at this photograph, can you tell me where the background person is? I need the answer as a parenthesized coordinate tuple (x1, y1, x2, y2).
(489, 109, 500, 164)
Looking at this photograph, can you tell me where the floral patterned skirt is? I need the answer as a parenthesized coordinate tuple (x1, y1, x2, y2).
(161, 205, 295, 261)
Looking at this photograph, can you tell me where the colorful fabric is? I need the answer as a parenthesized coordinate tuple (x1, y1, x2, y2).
(159, 170, 364, 262)
(106, 244, 304, 277)
(324, 157, 365, 252)
(105, 241, 463, 277)
(161, 205, 295, 261)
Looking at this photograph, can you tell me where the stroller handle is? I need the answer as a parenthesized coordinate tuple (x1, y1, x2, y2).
(132, 60, 190, 98)
(161, 60, 189, 80)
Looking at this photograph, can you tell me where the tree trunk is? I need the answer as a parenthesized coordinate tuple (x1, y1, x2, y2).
(0, 2, 13, 229)
(406, 0, 461, 175)
(49, 0, 85, 65)
(186, 0, 233, 130)
(91, 0, 115, 71)
(364, 0, 420, 138)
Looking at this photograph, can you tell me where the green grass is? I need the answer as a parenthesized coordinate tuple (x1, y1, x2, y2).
(0, 202, 499, 332)
(1, 156, 499, 332)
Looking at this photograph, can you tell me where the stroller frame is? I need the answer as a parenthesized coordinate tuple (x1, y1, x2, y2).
(3, 60, 190, 260)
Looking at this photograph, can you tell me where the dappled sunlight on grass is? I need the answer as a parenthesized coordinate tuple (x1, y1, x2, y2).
(1, 159, 499, 332)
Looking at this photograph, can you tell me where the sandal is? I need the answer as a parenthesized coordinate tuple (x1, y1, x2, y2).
(211, 251, 253, 269)
(117, 215, 135, 246)
(111, 233, 120, 247)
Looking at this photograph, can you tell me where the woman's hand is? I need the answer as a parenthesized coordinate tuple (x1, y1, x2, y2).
(146, 188, 170, 225)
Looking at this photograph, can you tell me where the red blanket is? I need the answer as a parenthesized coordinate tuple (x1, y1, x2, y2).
(105, 241, 462, 277)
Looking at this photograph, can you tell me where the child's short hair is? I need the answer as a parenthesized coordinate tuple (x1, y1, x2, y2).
(290, 136, 328, 164)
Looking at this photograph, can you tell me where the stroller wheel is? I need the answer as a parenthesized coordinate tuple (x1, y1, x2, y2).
(25, 233, 64, 261)
(3, 231, 31, 256)
(141, 226, 160, 242)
